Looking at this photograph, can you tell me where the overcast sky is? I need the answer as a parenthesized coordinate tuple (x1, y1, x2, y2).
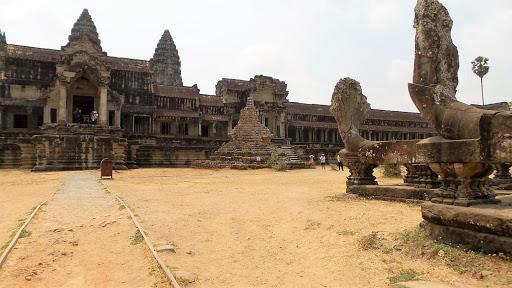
(0, 0, 510, 112)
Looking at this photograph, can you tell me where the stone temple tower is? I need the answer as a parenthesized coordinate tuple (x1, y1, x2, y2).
(150, 30, 183, 86)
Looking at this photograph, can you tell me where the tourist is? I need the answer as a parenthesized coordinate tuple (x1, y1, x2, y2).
(90, 110, 98, 124)
(337, 153, 344, 171)
(320, 153, 326, 170)
(73, 107, 81, 123)
(309, 155, 315, 165)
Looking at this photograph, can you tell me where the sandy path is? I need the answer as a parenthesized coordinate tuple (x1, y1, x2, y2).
(104, 168, 425, 287)
(1, 168, 509, 287)
(0, 170, 66, 252)
(0, 173, 168, 288)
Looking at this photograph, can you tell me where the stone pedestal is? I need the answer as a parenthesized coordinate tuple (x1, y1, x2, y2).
(340, 150, 378, 189)
(428, 162, 499, 207)
(404, 163, 441, 188)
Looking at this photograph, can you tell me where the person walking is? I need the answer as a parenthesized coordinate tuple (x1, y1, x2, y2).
(73, 107, 81, 123)
(337, 153, 344, 171)
(320, 153, 326, 170)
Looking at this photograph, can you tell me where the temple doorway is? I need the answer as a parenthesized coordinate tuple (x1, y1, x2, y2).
(73, 95, 95, 123)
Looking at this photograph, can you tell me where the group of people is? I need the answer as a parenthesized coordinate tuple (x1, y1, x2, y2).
(73, 107, 98, 124)
(309, 153, 344, 171)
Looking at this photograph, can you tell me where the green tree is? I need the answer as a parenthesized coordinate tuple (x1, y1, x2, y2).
(471, 56, 490, 105)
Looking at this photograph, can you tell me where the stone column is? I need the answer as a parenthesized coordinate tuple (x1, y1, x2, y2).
(198, 119, 202, 137)
(280, 113, 285, 138)
(58, 82, 67, 124)
(151, 116, 155, 134)
(26, 107, 33, 131)
(43, 104, 50, 124)
(0, 107, 3, 130)
(115, 109, 121, 128)
(99, 85, 108, 127)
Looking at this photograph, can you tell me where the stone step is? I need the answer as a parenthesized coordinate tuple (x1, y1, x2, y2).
(281, 146, 301, 163)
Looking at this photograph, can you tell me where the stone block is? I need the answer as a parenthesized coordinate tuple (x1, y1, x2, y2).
(421, 202, 512, 237)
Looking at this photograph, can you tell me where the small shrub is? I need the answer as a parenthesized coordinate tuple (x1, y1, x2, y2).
(304, 220, 321, 230)
(337, 230, 356, 236)
(388, 269, 419, 284)
(131, 229, 144, 245)
(19, 229, 32, 238)
(274, 160, 287, 171)
(359, 232, 381, 250)
(266, 159, 275, 168)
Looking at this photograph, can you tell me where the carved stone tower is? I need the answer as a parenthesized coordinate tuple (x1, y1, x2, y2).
(150, 30, 183, 86)
(0, 28, 6, 79)
(55, 8, 111, 127)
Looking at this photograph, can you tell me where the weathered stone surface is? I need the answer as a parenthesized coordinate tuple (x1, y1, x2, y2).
(67, 9, 101, 48)
(207, 97, 277, 169)
(421, 220, 512, 254)
(349, 185, 435, 201)
(408, 0, 512, 205)
(392, 281, 454, 288)
(150, 30, 183, 86)
(421, 203, 512, 237)
(410, 0, 512, 144)
(30, 135, 127, 171)
(329, 78, 369, 152)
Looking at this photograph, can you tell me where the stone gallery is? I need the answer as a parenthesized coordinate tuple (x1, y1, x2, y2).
(0, 9, 436, 171)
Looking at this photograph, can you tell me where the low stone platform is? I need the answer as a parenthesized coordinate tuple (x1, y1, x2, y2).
(347, 185, 435, 202)
(421, 202, 512, 254)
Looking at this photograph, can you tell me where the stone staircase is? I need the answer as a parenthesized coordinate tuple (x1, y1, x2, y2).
(281, 146, 300, 163)
(281, 145, 311, 169)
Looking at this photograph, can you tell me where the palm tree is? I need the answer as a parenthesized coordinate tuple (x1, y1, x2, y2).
(471, 56, 490, 105)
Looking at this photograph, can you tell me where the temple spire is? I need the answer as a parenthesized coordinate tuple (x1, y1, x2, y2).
(150, 29, 183, 86)
(67, 8, 102, 49)
(0, 28, 6, 46)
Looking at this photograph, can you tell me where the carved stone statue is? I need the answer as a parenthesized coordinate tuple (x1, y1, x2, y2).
(409, 0, 512, 206)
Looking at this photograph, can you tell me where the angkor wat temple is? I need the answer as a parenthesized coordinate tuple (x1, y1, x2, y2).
(0, 9, 436, 171)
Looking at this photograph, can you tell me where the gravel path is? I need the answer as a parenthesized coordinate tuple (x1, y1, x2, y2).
(0, 173, 167, 288)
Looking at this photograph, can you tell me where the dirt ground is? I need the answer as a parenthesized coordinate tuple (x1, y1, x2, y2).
(1, 167, 511, 287)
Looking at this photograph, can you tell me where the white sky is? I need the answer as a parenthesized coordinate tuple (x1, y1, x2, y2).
(0, 0, 511, 112)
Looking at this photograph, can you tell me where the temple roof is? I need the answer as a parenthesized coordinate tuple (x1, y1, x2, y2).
(6, 45, 61, 62)
(155, 84, 199, 99)
(285, 102, 428, 123)
(199, 95, 224, 107)
(284, 102, 332, 116)
(217, 78, 250, 91)
(360, 124, 434, 133)
(288, 121, 338, 129)
(107, 57, 150, 72)
(68, 9, 101, 48)
(6, 44, 151, 72)
(368, 109, 427, 122)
